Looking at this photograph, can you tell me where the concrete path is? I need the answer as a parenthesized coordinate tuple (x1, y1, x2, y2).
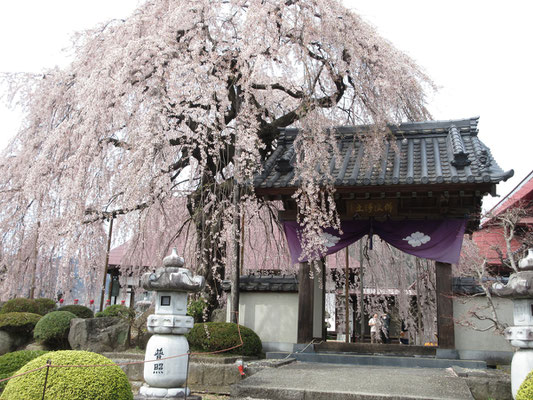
(231, 361, 475, 400)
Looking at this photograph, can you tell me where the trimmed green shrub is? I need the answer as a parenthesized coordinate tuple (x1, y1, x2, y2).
(187, 322, 262, 357)
(34, 298, 56, 315)
(0, 312, 41, 336)
(58, 305, 94, 319)
(0, 350, 132, 399)
(0, 350, 48, 391)
(517, 369, 533, 400)
(33, 311, 77, 349)
(0, 298, 39, 315)
(95, 304, 134, 321)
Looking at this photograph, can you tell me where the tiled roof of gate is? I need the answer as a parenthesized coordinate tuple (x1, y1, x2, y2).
(222, 274, 299, 292)
(253, 117, 514, 190)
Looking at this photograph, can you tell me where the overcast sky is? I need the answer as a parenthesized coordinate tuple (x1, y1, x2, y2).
(0, 0, 531, 211)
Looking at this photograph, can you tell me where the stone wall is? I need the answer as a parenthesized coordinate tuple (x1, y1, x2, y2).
(187, 361, 243, 394)
(106, 352, 245, 395)
(227, 292, 298, 352)
(453, 295, 514, 363)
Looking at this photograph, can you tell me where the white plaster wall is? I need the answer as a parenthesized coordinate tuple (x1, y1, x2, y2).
(454, 296, 513, 352)
(227, 292, 298, 348)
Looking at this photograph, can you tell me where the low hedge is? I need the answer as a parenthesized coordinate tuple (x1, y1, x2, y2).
(0, 298, 39, 315)
(0, 350, 132, 399)
(34, 298, 56, 315)
(0, 350, 48, 391)
(187, 322, 262, 357)
(33, 311, 77, 349)
(58, 305, 94, 319)
(95, 304, 134, 321)
(0, 312, 42, 336)
(517, 369, 533, 400)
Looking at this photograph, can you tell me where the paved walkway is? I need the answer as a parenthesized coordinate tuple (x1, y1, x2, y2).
(232, 361, 475, 400)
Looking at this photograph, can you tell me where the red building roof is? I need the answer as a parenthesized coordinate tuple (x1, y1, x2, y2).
(482, 170, 533, 227)
(474, 170, 533, 266)
(472, 227, 522, 265)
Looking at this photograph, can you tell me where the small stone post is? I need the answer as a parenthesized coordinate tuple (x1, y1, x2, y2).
(491, 248, 533, 398)
(137, 248, 205, 399)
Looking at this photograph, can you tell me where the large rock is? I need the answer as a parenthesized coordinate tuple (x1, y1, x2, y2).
(0, 330, 13, 355)
(68, 317, 129, 352)
(24, 341, 48, 352)
(0, 330, 31, 355)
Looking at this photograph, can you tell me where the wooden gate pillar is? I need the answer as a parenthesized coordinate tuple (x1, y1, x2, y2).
(297, 260, 326, 343)
(435, 261, 455, 349)
(297, 262, 314, 343)
(312, 260, 326, 340)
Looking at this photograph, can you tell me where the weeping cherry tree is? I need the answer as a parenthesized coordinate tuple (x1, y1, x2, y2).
(0, 0, 433, 314)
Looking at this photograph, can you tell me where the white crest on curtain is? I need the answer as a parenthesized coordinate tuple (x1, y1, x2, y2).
(403, 231, 431, 247)
(321, 232, 341, 248)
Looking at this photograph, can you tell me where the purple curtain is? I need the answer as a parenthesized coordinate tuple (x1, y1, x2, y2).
(283, 219, 466, 265)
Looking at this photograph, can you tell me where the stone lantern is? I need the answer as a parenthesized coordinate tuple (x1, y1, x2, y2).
(137, 248, 205, 399)
(491, 248, 533, 398)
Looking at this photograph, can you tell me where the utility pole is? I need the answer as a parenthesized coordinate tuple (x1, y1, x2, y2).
(230, 87, 242, 325)
(230, 182, 241, 324)
(29, 221, 41, 299)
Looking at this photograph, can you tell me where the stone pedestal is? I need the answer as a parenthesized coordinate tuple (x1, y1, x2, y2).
(137, 249, 205, 399)
(143, 335, 189, 390)
(511, 350, 533, 397)
(491, 248, 533, 399)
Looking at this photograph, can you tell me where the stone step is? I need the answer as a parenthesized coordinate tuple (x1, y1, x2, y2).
(266, 351, 486, 369)
(315, 341, 437, 357)
(231, 361, 476, 400)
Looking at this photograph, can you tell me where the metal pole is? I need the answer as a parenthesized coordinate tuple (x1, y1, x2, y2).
(184, 352, 190, 400)
(345, 247, 350, 343)
(415, 257, 423, 345)
(240, 211, 245, 275)
(99, 217, 114, 313)
(359, 240, 365, 341)
(41, 359, 51, 400)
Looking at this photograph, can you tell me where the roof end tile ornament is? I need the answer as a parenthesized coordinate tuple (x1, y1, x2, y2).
(476, 149, 492, 171)
(448, 125, 471, 169)
(275, 146, 295, 174)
